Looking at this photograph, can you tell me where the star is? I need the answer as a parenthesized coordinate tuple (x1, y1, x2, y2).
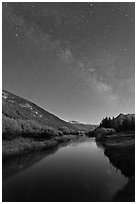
(120, 48, 127, 54)
(50, 29, 53, 33)
(62, 13, 66, 18)
(89, 10, 94, 15)
(123, 48, 127, 52)
(100, 76, 103, 81)
(108, 24, 111, 28)
(4, 2, 8, 8)
(15, 33, 19, 37)
(74, 35, 78, 40)
(125, 14, 128, 17)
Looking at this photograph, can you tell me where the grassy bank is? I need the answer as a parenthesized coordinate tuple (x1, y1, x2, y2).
(2, 135, 81, 158)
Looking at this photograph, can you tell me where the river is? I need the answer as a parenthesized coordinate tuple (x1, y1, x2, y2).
(2, 137, 127, 202)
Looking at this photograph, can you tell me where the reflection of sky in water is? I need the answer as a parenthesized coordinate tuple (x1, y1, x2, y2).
(3, 138, 127, 202)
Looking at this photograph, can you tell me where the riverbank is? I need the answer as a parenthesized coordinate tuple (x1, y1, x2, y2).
(3, 137, 127, 202)
(96, 131, 135, 201)
(2, 134, 81, 159)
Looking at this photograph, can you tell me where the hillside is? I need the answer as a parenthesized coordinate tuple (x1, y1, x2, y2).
(2, 90, 80, 139)
(114, 113, 135, 125)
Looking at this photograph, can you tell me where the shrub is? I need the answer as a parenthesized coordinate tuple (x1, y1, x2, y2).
(95, 128, 115, 141)
(2, 114, 59, 140)
(58, 127, 71, 135)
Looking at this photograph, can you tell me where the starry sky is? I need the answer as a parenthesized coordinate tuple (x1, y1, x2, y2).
(2, 2, 135, 124)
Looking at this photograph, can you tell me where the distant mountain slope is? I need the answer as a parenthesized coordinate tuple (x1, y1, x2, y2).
(69, 121, 97, 132)
(2, 90, 79, 138)
(114, 113, 135, 125)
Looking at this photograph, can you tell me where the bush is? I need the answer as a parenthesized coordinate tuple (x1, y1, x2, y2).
(2, 114, 59, 140)
(86, 131, 95, 137)
(58, 127, 71, 135)
(95, 128, 115, 141)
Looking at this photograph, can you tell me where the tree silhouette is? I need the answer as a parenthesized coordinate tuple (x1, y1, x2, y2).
(99, 116, 135, 132)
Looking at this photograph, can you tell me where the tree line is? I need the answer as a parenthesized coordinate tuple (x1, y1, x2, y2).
(99, 116, 135, 132)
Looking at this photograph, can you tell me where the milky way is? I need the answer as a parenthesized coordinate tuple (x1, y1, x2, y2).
(2, 2, 135, 123)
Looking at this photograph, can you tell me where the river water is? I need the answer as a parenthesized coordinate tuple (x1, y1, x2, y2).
(2, 138, 127, 202)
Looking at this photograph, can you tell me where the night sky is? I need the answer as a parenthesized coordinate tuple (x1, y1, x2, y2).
(2, 2, 135, 124)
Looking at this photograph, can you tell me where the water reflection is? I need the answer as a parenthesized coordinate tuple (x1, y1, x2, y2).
(3, 138, 128, 202)
(96, 137, 135, 201)
(3, 141, 70, 180)
(3, 148, 58, 180)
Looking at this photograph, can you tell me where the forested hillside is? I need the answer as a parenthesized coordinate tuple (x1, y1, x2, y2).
(2, 90, 78, 139)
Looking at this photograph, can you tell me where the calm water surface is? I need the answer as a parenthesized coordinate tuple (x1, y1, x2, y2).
(3, 138, 127, 202)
